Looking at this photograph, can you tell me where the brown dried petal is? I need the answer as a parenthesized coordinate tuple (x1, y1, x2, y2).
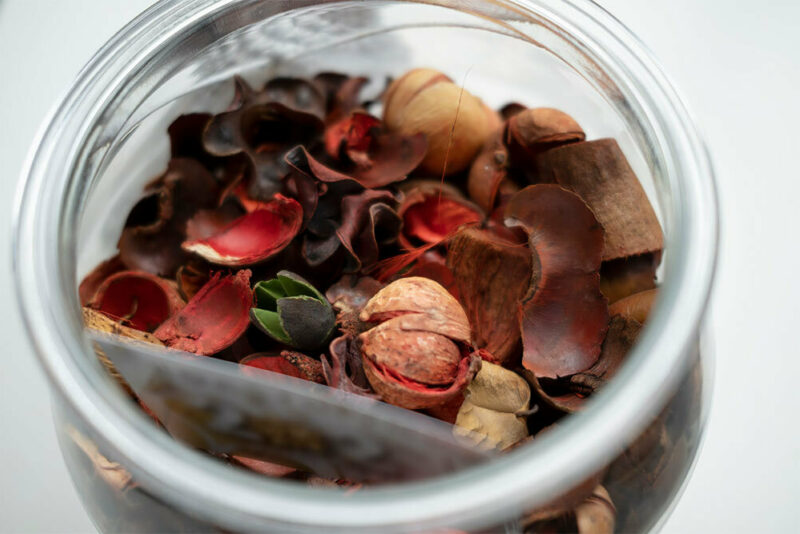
(312, 72, 369, 123)
(534, 139, 663, 261)
(336, 189, 401, 272)
(447, 227, 531, 365)
(505, 185, 609, 379)
(326, 275, 384, 317)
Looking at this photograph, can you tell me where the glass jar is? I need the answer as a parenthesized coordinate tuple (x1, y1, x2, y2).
(13, 0, 717, 532)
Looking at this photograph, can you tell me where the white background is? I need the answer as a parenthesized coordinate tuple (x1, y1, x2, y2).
(1, 0, 798, 532)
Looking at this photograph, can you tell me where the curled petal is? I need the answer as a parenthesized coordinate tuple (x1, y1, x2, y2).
(321, 335, 376, 397)
(154, 270, 253, 355)
(182, 195, 302, 267)
(505, 185, 609, 378)
(89, 270, 185, 332)
(79, 255, 125, 305)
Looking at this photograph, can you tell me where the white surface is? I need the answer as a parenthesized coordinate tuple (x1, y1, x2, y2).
(0, 0, 798, 532)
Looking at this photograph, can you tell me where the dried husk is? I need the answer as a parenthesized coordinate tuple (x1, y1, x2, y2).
(505, 107, 585, 169)
(599, 252, 659, 304)
(467, 131, 518, 213)
(505, 185, 609, 379)
(155, 270, 253, 355)
(454, 361, 531, 450)
(79, 255, 125, 305)
(608, 288, 658, 324)
(534, 138, 663, 261)
(182, 194, 302, 266)
(447, 227, 531, 365)
(87, 271, 185, 333)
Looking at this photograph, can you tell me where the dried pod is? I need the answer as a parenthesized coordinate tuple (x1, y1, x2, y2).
(505, 107, 585, 169)
(182, 194, 302, 266)
(397, 180, 483, 249)
(88, 271, 185, 332)
(599, 253, 659, 304)
(358, 277, 480, 409)
(467, 132, 518, 213)
(608, 288, 658, 324)
(454, 361, 531, 450)
(534, 138, 663, 261)
(240, 352, 325, 384)
(505, 185, 609, 378)
(250, 271, 335, 351)
(155, 270, 252, 355)
(447, 227, 531, 365)
(79, 255, 125, 305)
(523, 485, 615, 534)
(383, 68, 494, 175)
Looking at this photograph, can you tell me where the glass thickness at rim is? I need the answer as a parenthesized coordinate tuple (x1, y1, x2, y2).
(12, 0, 718, 531)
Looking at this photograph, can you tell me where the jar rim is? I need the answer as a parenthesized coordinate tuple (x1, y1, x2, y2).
(12, 0, 717, 530)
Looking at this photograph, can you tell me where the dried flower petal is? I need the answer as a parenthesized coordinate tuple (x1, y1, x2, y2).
(250, 271, 335, 350)
(534, 139, 663, 261)
(447, 227, 531, 365)
(326, 275, 384, 317)
(313, 72, 369, 123)
(182, 194, 302, 267)
(88, 271, 185, 332)
(454, 361, 531, 450)
(154, 270, 252, 355)
(397, 181, 483, 250)
(505, 185, 609, 378)
(175, 260, 211, 301)
(403, 250, 458, 299)
(230, 455, 298, 478)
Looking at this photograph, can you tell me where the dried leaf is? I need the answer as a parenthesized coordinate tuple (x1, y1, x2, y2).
(505, 185, 609, 378)
(534, 139, 663, 261)
(154, 270, 253, 355)
(447, 227, 531, 365)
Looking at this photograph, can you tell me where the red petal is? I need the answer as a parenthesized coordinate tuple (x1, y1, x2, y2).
(154, 270, 253, 355)
(324, 112, 380, 161)
(403, 196, 482, 246)
(240, 353, 305, 379)
(505, 185, 609, 378)
(182, 195, 302, 267)
(79, 255, 125, 305)
(89, 271, 185, 332)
